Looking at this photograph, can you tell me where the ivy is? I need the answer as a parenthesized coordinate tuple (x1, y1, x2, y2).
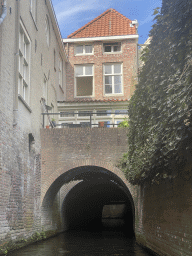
(121, 0, 192, 185)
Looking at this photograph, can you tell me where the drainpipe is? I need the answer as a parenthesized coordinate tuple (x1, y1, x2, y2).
(13, 0, 20, 126)
(0, 0, 7, 25)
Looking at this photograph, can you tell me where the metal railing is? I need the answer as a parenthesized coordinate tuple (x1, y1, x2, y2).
(42, 110, 128, 128)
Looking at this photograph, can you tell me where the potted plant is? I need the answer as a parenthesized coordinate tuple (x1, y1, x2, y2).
(98, 121, 105, 127)
(51, 118, 56, 127)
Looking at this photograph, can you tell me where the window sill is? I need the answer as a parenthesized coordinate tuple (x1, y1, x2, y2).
(75, 53, 94, 56)
(30, 11, 38, 31)
(104, 93, 124, 96)
(18, 95, 32, 113)
(103, 51, 122, 54)
(74, 95, 94, 98)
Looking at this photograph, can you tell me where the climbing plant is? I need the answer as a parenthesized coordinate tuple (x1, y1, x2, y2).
(121, 0, 192, 185)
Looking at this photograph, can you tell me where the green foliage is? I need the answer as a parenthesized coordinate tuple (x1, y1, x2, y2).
(118, 118, 129, 127)
(121, 0, 192, 185)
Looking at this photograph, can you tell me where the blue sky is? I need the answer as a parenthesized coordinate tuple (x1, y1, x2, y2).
(52, 0, 162, 44)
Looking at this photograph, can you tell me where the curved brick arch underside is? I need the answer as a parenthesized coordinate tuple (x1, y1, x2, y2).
(41, 159, 135, 206)
(41, 159, 136, 234)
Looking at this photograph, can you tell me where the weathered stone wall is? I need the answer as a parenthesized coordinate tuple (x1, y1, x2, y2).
(136, 163, 192, 256)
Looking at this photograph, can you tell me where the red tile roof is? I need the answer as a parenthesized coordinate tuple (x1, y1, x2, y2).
(68, 8, 137, 38)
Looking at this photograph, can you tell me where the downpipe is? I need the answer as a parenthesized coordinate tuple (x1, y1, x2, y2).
(0, 0, 7, 25)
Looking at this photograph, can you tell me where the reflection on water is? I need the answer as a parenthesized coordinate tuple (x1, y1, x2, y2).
(7, 220, 154, 256)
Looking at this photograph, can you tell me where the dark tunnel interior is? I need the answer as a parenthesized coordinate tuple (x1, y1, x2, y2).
(61, 178, 135, 237)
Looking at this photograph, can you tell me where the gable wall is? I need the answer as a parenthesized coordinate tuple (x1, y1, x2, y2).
(64, 39, 137, 102)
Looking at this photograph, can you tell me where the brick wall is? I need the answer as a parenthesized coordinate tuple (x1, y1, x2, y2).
(64, 39, 137, 101)
(40, 127, 138, 234)
(135, 163, 192, 256)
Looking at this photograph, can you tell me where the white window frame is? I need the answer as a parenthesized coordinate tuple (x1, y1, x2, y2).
(58, 54, 63, 88)
(75, 44, 93, 55)
(18, 21, 31, 105)
(74, 64, 94, 98)
(45, 15, 50, 47)
(103, 63, 123, 96)
(30, 0, 37, 23)
(103, 42, 122, 54)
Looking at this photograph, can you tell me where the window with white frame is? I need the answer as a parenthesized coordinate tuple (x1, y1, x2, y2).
(75, 45, 93, 55)
(75, 65, 93, 97)
(104, 63, 122, 95)
(58, 55, 63, 88)
(30, 0, 37, 22)
(103, 42, 121, 53)
(18, 22, 31, 104)
(45, 15, 50, 47)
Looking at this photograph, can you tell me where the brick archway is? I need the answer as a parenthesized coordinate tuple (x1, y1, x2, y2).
(41, 159, 134, 205)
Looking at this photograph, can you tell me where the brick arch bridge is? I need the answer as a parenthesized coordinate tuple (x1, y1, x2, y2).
(40, 128, 138, 235)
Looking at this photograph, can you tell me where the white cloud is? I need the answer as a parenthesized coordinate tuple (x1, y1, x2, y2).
(53, 0, 108, 24)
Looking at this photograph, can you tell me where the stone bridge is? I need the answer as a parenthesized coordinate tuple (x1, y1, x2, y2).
(40, 128, 141, 236)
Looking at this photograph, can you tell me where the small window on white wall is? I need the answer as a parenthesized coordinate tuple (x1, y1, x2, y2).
(75, 65, 93, 97)
(45, 15, 50, 47)
(30, 0, 37, 22)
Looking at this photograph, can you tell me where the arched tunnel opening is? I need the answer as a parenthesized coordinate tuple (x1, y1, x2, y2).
(42, 166, 135, 238)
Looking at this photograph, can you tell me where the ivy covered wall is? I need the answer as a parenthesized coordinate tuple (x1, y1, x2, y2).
(121, 0, 192, 185)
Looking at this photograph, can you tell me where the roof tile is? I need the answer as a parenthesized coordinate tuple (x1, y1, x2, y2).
(68, 8, 136, 38)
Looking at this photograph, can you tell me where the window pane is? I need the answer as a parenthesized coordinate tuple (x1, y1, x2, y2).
(104, 121, 110, 127)
(105, 84, 112, 94)
(114, 64, 121, 74)
(76, 45, 83, 54)
(115, 110, 127, 115)
(76, 77, 93, 96)
(105, 76, 112, 85)
(85, 65, 92, 75)
(114, 45, 121, 52)
(85, 45, 92, 53)
(80, 122, 90, 127)
(75, 66, 83, 76)
(97, 110, 108, 116)
(105, 65, 112, 74)
(114, 84, 122, 94)
(104, 45, 111, 52)
(114, 75, 121, 85)
(78, 111, 92, 116)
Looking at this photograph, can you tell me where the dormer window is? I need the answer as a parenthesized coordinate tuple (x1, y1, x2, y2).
(103, 42, 121, 53)
(75, 45, 93, 55)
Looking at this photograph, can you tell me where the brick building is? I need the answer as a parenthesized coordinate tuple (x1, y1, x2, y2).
(0, 0, 67, 247)
(58, 9, 139, 127)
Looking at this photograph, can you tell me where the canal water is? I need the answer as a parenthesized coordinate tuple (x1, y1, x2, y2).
(7, 220, 155, 256)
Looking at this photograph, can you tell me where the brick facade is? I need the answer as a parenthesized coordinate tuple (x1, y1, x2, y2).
(40, 128, 137, 234)
(64, 39, 137, 102)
